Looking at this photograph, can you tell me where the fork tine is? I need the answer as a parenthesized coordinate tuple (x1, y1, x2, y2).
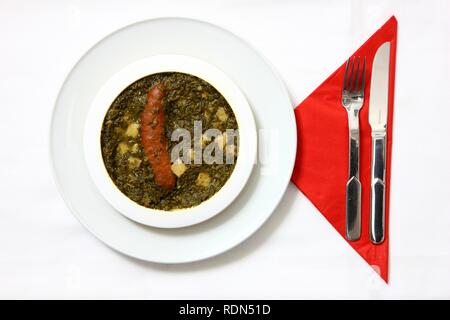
(348, 57, 355, 91)
(360, 56, 366, 95)
(343, 58, 350, 90)
(354, 57, 360, 92)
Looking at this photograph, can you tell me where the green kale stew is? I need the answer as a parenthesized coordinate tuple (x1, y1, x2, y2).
(100, 72, 239, 211)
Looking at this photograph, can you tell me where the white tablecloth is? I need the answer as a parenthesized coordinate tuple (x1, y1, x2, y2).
(1, 0, 449, 299)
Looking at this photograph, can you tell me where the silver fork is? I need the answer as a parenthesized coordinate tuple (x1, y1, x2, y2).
(341, 56, 366, 241)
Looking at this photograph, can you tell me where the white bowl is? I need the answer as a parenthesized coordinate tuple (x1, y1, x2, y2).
(83, 55, 257, 228)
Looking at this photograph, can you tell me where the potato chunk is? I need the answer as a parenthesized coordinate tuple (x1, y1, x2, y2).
(196, 172, 211, 187)
(128, 156, 142, 169)
(216, 107, 228, 122)
(125, 123, 140, 138)
(117, 142, 129, 154)
(130, 143, 139, 153)
(171, 159, 187, 177)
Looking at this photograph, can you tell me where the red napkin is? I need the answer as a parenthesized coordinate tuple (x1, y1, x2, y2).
(291, 16, 397, 283)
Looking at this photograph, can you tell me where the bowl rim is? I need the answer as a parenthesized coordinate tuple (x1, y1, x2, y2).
(83, 54, 257, 228)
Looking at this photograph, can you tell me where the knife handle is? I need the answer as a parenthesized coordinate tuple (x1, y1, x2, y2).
(346, 111, 361, 241)
(370, 134, 386, 244)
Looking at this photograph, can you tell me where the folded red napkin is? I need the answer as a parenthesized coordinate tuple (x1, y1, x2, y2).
(291, 16, 397, 283)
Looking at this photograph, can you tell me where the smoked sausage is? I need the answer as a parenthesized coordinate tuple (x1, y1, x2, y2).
(140, 84, 176, 190)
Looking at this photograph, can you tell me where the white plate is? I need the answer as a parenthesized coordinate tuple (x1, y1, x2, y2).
(84, 54, 257, 228)
(50, 17, 297, 263)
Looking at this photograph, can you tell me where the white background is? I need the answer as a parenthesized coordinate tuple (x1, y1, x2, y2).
(1, 0, 449, 299)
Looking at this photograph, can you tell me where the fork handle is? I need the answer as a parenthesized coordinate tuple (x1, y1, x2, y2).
(370, 134, 386, 244)
(346, 109, 361, 241)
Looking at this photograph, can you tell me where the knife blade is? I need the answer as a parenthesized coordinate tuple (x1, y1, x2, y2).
(368, 42, 390, 244)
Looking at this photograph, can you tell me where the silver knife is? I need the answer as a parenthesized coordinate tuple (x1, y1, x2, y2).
(368, 42, 391, 244)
